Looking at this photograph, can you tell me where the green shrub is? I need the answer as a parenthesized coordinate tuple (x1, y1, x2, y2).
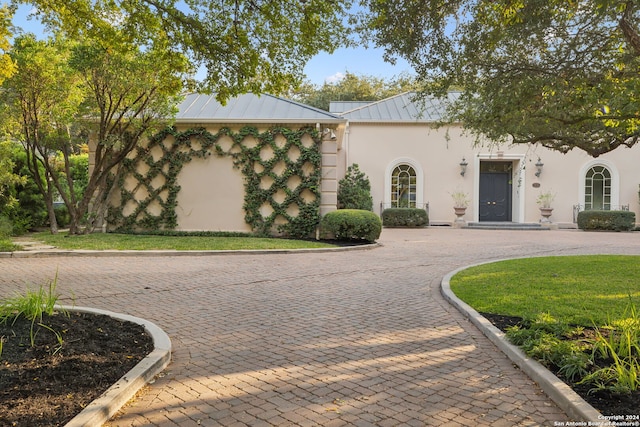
(54, 205, 71, 228)
(0, 215, 12, 238)
(577, 210, 636, 231)
(0, 216, 19, 251)
(337, 164, 373, 211)
(0, 239, 18, 252)
(381, 208, 429, 227)
(6, 149, 48, 231)
(506, 313, 592, 381)
(319, 209, 382, 242)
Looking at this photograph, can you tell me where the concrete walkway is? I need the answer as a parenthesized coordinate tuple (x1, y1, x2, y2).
(1, 228, 638, 426)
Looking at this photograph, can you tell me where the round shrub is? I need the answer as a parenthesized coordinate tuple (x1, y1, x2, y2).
(577, 210, 636, 231)
(381, 208, 429, 227)
(319, 209, 382, 242)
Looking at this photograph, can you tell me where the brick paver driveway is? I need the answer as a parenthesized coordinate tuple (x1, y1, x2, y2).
(1, 228, 638, 426)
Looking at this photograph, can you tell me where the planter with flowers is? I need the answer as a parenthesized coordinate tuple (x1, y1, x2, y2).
(537, 191, 555, 223)
(451, 191, 470, 226)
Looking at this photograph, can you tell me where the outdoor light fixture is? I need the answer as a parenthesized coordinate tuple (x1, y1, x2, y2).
(322, 128, 337, 140)
(535, 157, 544, 177)
(459, 157, 468, 176)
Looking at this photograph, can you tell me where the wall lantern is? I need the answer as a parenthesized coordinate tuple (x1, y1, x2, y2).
(535, 157, 544, 177)
(322, 128, 337, 140)
(459, 157, 468, 176)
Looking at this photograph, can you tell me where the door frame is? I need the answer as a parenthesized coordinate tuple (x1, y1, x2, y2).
(473, 154, 525, 223)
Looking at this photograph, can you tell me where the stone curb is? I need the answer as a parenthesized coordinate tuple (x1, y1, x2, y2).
(1, 243, 379, 258)
(61, 306, 172, 427)
(440, 261, 603, 423)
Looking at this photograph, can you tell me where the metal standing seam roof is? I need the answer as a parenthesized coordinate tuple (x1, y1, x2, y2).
(340, 91, 461, 123)
(175, 93, 346, 124)
(329, 101, 374, 114)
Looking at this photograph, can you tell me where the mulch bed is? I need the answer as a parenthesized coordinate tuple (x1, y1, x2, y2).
(481, 312, 640, 417)
(0, 312, 153, 427)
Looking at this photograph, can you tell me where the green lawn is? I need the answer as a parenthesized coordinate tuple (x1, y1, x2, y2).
(28, 232, 337, 251)
(450, 255, 640, 326)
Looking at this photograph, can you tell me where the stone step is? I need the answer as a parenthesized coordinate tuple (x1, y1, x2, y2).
(11, 240, 58, 250)
(464, 222, 549, 230)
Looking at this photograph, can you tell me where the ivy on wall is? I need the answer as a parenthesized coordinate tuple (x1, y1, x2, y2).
(106, 125, 322, 238)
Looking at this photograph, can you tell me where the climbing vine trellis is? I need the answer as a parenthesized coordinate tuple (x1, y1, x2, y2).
(107, 125, 323, 238)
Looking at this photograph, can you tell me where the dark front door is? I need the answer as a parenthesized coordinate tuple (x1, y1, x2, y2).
(479, 162, 512, 222)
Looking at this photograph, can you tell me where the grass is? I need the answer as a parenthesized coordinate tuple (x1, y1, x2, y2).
(0, 238, 19, 252)
(0, 273, 68, 351)
(450, 255, 640, 395)
(29, 231, 338, 251)
(450, 255, 640, 326)
(0, 272, 65, 324)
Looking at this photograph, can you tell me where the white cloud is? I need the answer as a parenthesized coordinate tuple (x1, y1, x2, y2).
(325, 72, 345, 84)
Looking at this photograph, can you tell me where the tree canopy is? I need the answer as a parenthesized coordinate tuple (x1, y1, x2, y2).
(0, 5, 16, 84)
(1, 33, 188, 233)
(292, 71, 418, 111)
(363, 0, 640, 157)
(17, 0, 355, 102)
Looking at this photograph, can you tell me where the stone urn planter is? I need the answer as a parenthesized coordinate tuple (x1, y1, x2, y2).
(539, 207, 553, 223)
(453, 206, 467, 227)
(451, 190, 470, 228)
(536, 191, 555, 224)
(454, 206, 467, 218)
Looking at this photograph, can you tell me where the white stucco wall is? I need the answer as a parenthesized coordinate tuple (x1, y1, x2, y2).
(104, 122, 342, 233)
(175, 153, 250, 232)
(343, 122, 640, 226)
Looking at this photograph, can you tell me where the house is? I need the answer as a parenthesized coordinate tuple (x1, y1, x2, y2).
(102, 91, 639, 234)
(104, 93, 345, 235)
(339, 92, 640, 227)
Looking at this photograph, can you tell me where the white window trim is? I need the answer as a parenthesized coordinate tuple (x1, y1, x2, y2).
(578, 159, 619, 209)
(384, 158, 424, 207)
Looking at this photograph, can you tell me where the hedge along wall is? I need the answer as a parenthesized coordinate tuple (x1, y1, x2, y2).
(106, 125, 323, 238)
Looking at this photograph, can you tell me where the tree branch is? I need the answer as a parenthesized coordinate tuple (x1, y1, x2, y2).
(620, 1, 640, 56)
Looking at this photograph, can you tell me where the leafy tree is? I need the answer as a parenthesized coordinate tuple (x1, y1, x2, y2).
(0, 35, 81, 233)
(0, 5, 16, 85)
(0, 140, 26, 213)
(68, 39, 188, 233)
(1, 33, 187, 233)
(338, 164, 373, 211)
(19, 0, 353, 102)
(362, 1, 640, 157)
(293, 71, 418, 111)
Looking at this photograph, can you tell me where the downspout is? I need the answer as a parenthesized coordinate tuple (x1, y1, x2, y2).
(344, 121, 350, 167)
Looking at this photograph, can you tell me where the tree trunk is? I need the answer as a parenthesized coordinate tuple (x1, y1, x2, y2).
(45, 184, 59, 234)
(70, 163, 117, 235)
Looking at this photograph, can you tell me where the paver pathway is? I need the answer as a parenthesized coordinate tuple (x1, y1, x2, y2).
(1, 228, 638, 426)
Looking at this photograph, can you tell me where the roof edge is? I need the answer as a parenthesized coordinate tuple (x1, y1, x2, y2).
(174, 117, 346, 125)
(261, 93, 345, 121)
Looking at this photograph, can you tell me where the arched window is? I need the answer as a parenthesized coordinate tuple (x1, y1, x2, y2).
(585, 165, 611, 210)
(391, 164, 417, 208)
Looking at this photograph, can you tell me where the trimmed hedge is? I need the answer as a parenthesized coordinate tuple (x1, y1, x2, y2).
(319, 209, 382, 242)
(381, 208, 429, 228)
(577, 210, 636, 231)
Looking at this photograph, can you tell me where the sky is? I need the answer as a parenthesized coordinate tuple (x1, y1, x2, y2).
(10, 4, 414, 87)
(303, 47, 413, 85)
